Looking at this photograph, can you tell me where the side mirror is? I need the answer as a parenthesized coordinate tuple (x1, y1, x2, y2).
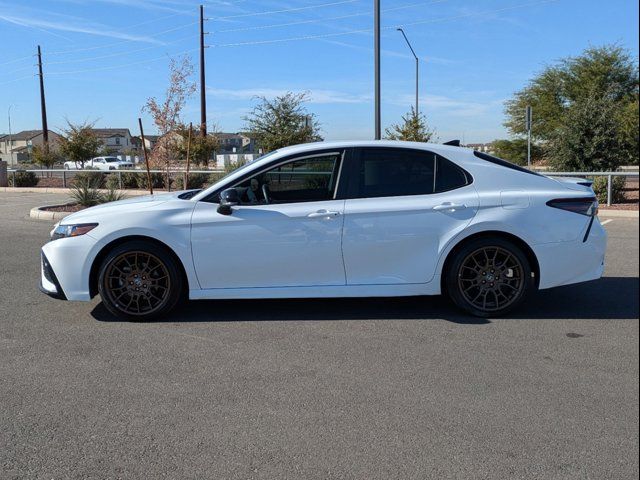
(217, 188, 240, 215)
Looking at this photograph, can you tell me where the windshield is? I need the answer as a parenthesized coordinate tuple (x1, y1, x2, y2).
(105, 157, 119, 163)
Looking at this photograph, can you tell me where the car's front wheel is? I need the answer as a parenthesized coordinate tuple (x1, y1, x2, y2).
(445, 237, 534, 317)
(98, 241, 183, 321)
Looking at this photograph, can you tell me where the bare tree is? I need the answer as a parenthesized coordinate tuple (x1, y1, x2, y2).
(143, 56, 196, 187)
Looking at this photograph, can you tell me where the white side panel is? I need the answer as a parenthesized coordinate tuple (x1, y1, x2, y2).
(342, 186, 479, 285)
(191, 200, 347, 289)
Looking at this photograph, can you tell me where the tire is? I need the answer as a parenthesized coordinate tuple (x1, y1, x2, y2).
(445, 236, 534, 317)
(97, 240, 183, 321)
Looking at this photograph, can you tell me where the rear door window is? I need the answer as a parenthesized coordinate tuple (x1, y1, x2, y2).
(350, 148, 471, 199)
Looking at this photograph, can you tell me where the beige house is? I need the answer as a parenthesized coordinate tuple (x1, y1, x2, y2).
(0, 130, 61, 166)
(90, 128, 134, 154)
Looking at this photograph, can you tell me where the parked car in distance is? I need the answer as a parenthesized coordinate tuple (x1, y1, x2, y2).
(63, 156, 134, 170)
(41, 140, 606, 320)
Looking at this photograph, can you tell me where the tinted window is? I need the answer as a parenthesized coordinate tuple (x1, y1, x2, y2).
(435, 156, 470, 192)
(473, 150, 543, 177)
(353, 148, 471, 199)
(357, 149, 435, 198)
(235, 154, 341, 204)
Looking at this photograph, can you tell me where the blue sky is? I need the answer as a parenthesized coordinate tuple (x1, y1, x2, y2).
(1, 0, 638, 143)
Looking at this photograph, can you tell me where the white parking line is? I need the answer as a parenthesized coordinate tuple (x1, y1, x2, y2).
(601, 219, 613, 225)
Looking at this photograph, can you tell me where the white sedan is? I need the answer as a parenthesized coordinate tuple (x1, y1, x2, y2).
(41, 141, 606, 320)
(63, 156, 134, 170)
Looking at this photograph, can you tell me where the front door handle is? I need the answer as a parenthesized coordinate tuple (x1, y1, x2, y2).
(433, 202, 467, 211)
(307, 210, 340, 219)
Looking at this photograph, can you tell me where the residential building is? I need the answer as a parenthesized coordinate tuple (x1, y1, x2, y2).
(90, 128, 133, 154)
(216, 132, 255, 153)
(0, 130, 61, 166)
(465, 142, 494, 154)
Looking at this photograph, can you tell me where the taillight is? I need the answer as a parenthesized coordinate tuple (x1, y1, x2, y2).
(546, 197, 598, 216)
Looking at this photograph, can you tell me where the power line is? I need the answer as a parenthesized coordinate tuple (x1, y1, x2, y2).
(47, 21, 197, 56)
(0, 13, 193, 65)
(211, 0, 558, 47)
(211, 0, 361, 20)
(46, 48, 199, 76)
(44, 34, 194, 66)
(212, 0, 451, 34)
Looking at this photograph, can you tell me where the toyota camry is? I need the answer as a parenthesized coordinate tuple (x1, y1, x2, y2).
(40, 141, 606, 320)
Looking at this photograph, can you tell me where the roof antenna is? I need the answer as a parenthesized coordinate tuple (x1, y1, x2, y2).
(443, 139, 461, 147)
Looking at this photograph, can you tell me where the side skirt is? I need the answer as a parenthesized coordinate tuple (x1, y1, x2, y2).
(189, 278, 441, 300)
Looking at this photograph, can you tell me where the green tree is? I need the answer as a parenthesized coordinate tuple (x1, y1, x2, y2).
(504, 45, 639, 170)
(58, 121, 101, 168)
(548, 92, 631, 171)
(175, 124, 220, 166)
(243, 92, 322, 153)
(491, 138, 543, 166)
(618, 97, 639, 165)
(385, 107, 436, 142)
(31, 144, 61, 169)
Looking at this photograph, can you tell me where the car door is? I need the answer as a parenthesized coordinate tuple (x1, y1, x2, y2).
(341, 147, 479, 285)
(191, 150, 348, 290)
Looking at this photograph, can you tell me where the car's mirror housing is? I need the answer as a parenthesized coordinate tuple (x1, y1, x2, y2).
(217, 188, 240, 215)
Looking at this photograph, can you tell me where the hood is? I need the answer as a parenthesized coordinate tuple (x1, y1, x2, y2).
(59, 190, 195, 224)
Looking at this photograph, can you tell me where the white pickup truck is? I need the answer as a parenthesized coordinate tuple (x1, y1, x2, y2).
(63, 156, 134, 170)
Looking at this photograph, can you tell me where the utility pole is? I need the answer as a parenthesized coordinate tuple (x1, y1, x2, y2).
(374, 0, 381, 140)
(7, 105, 14, 166)
(397, 28, 419, 117)
(199, 5, 207, 137)
(36, 45, 49, 153)
(526, 105, 532, 167)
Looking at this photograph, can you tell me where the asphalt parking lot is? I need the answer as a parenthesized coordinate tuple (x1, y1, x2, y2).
(1, 192, 638, 479)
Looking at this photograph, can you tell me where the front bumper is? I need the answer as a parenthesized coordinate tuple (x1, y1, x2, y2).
(39, 234, 97, 301)
(39, 252, 67, 300)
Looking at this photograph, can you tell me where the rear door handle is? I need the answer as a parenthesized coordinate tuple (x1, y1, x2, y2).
(307, 210, 340, 219)
(433, 203, 467, 211)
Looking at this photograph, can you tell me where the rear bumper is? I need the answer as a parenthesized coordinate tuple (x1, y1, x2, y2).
(534, 218, 607, 289)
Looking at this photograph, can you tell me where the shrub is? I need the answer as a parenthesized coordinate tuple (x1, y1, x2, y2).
(9, 170, 39, 187)
(70, 179, 102, 207)
(105, 171, 140, 190)
(174, 172, 211, 190)
(72, 168, 105, 188)
(208, 172, 225, 185)
(102, 187, 127, 203)
(591, 176, 626, 204)
(137, 172, 167, 190)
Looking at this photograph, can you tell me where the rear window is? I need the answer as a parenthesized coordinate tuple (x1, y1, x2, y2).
(473, 151, 543, 177)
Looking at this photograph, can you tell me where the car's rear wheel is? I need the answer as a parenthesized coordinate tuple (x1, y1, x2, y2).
(445, 237, 534, 317)
(98, 241, 183, 321)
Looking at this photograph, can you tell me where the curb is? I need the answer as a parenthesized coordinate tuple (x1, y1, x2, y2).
(30, 204, 77, 222)
(598, 209, 639, 218)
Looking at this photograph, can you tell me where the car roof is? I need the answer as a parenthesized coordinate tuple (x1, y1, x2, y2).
(273, 140, 472, 156)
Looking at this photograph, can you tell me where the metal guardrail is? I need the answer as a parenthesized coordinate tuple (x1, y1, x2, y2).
(544, 172, 639, 206)
(6, 168, 640, 206)
(6, 168, 224, 190)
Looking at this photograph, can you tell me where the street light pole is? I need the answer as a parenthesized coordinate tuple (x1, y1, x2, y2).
(7, 105, 14, 166)
(374, 0, 381, 140)
(397, 28, 419, 117)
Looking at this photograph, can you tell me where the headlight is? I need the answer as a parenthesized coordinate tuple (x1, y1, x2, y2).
(51, 223, 98, 240)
